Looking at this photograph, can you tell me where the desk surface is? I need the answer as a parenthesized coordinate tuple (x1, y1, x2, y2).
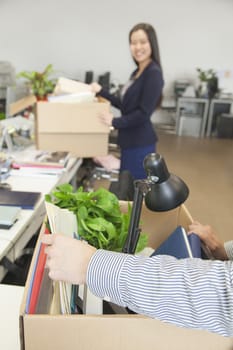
(0, 284, 24, 350)
(0, 149, 82, 346)
(0, 151, 82, 279)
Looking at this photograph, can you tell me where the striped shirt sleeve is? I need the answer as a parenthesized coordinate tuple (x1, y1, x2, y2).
(87, 250, 233, 337)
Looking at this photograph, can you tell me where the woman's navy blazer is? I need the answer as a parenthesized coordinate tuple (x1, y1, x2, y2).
(99, 61, 164, 149)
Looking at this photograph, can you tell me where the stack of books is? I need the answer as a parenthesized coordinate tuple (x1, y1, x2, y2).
(12, 151, 70, 170)
(10, 150, 70, 177)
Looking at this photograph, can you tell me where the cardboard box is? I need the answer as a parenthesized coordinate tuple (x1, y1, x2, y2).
(19, 203, 233, 350)
(8, 93, 110, 157)
(35, 98, 110, 158)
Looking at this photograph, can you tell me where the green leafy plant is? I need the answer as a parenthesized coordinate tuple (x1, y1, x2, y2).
(196, 68, 217, 82)
(196, 68, 219, 98)
(45, 183, 148, 252)
(17, 64, 56, 99)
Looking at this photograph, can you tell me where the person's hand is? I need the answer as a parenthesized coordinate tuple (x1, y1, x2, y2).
(99, 112, 113, 127)
(41, 234, 97, 284)
(188, 221, 228, 260)
(90, 82, 102, 94)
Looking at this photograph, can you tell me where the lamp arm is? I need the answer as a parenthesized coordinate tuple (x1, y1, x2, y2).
(123, 182, 145, 254)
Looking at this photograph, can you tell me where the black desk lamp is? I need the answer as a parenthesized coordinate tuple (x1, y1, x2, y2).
(123, 153, 189, 254)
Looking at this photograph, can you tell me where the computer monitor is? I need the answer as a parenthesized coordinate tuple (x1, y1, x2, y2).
(84, 71, 94, 84)
(98, 72, 110, 91)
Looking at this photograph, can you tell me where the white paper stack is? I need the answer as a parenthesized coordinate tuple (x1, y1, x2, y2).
(45, 201, 103, 315)
(45, 202, 77, 314)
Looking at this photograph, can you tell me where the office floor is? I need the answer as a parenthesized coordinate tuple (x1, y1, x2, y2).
(156, 130, 233, 242)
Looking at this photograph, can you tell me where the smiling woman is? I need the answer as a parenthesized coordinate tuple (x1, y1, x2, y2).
(130, 29, 152, 77)
(90, 23, 164, 180)
(129, 23, 162, 79)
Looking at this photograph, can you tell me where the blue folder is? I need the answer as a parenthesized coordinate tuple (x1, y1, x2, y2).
(151, 226, 202, 259)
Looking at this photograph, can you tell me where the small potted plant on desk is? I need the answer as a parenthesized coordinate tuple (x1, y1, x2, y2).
(196, 68, 219, 99)
(17, 64, 56, 101)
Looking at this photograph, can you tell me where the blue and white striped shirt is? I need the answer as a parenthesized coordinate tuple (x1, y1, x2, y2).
(87, 242, 233, 337)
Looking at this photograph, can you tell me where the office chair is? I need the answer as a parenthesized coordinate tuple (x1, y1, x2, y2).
(109, 170, 135, 201)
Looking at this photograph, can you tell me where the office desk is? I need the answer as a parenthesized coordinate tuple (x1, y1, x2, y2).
(206, 98, 233, 137)
(0, 284, 24, 350)
(0, 156, 82, 280)
(176, 97, 209, 137)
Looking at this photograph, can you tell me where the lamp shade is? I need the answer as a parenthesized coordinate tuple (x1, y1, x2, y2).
(143, 153, 189, 211)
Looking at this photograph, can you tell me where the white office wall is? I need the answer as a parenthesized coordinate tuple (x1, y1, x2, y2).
(0, 0, 233, 95)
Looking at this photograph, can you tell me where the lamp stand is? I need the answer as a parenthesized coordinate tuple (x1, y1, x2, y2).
(123, 180, 150, 254)
(122, 153, 189, 255)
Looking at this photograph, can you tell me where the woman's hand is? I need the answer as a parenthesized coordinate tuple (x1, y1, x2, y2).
(99, 112, 113, 127)
(90, 82, 102, 94)
(41, 234, 97, 284)
(188, 221, 228, 260)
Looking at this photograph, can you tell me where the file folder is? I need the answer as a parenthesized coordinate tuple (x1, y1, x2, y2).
(0, 189, 41, 209)
(151, 226, 202, 259)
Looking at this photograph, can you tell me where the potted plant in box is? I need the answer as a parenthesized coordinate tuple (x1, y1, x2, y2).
(45, 184, 148, 314)
(17, 64, 56, 100)
(45, 184, 148, 252)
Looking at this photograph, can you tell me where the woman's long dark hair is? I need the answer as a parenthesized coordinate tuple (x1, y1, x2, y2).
(129, 23, 163, 74)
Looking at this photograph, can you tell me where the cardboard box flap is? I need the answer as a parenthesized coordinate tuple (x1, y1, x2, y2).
(54, 77, 91, 95)
(9, 95, 36, 116)
(119, 202, 192, 249)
